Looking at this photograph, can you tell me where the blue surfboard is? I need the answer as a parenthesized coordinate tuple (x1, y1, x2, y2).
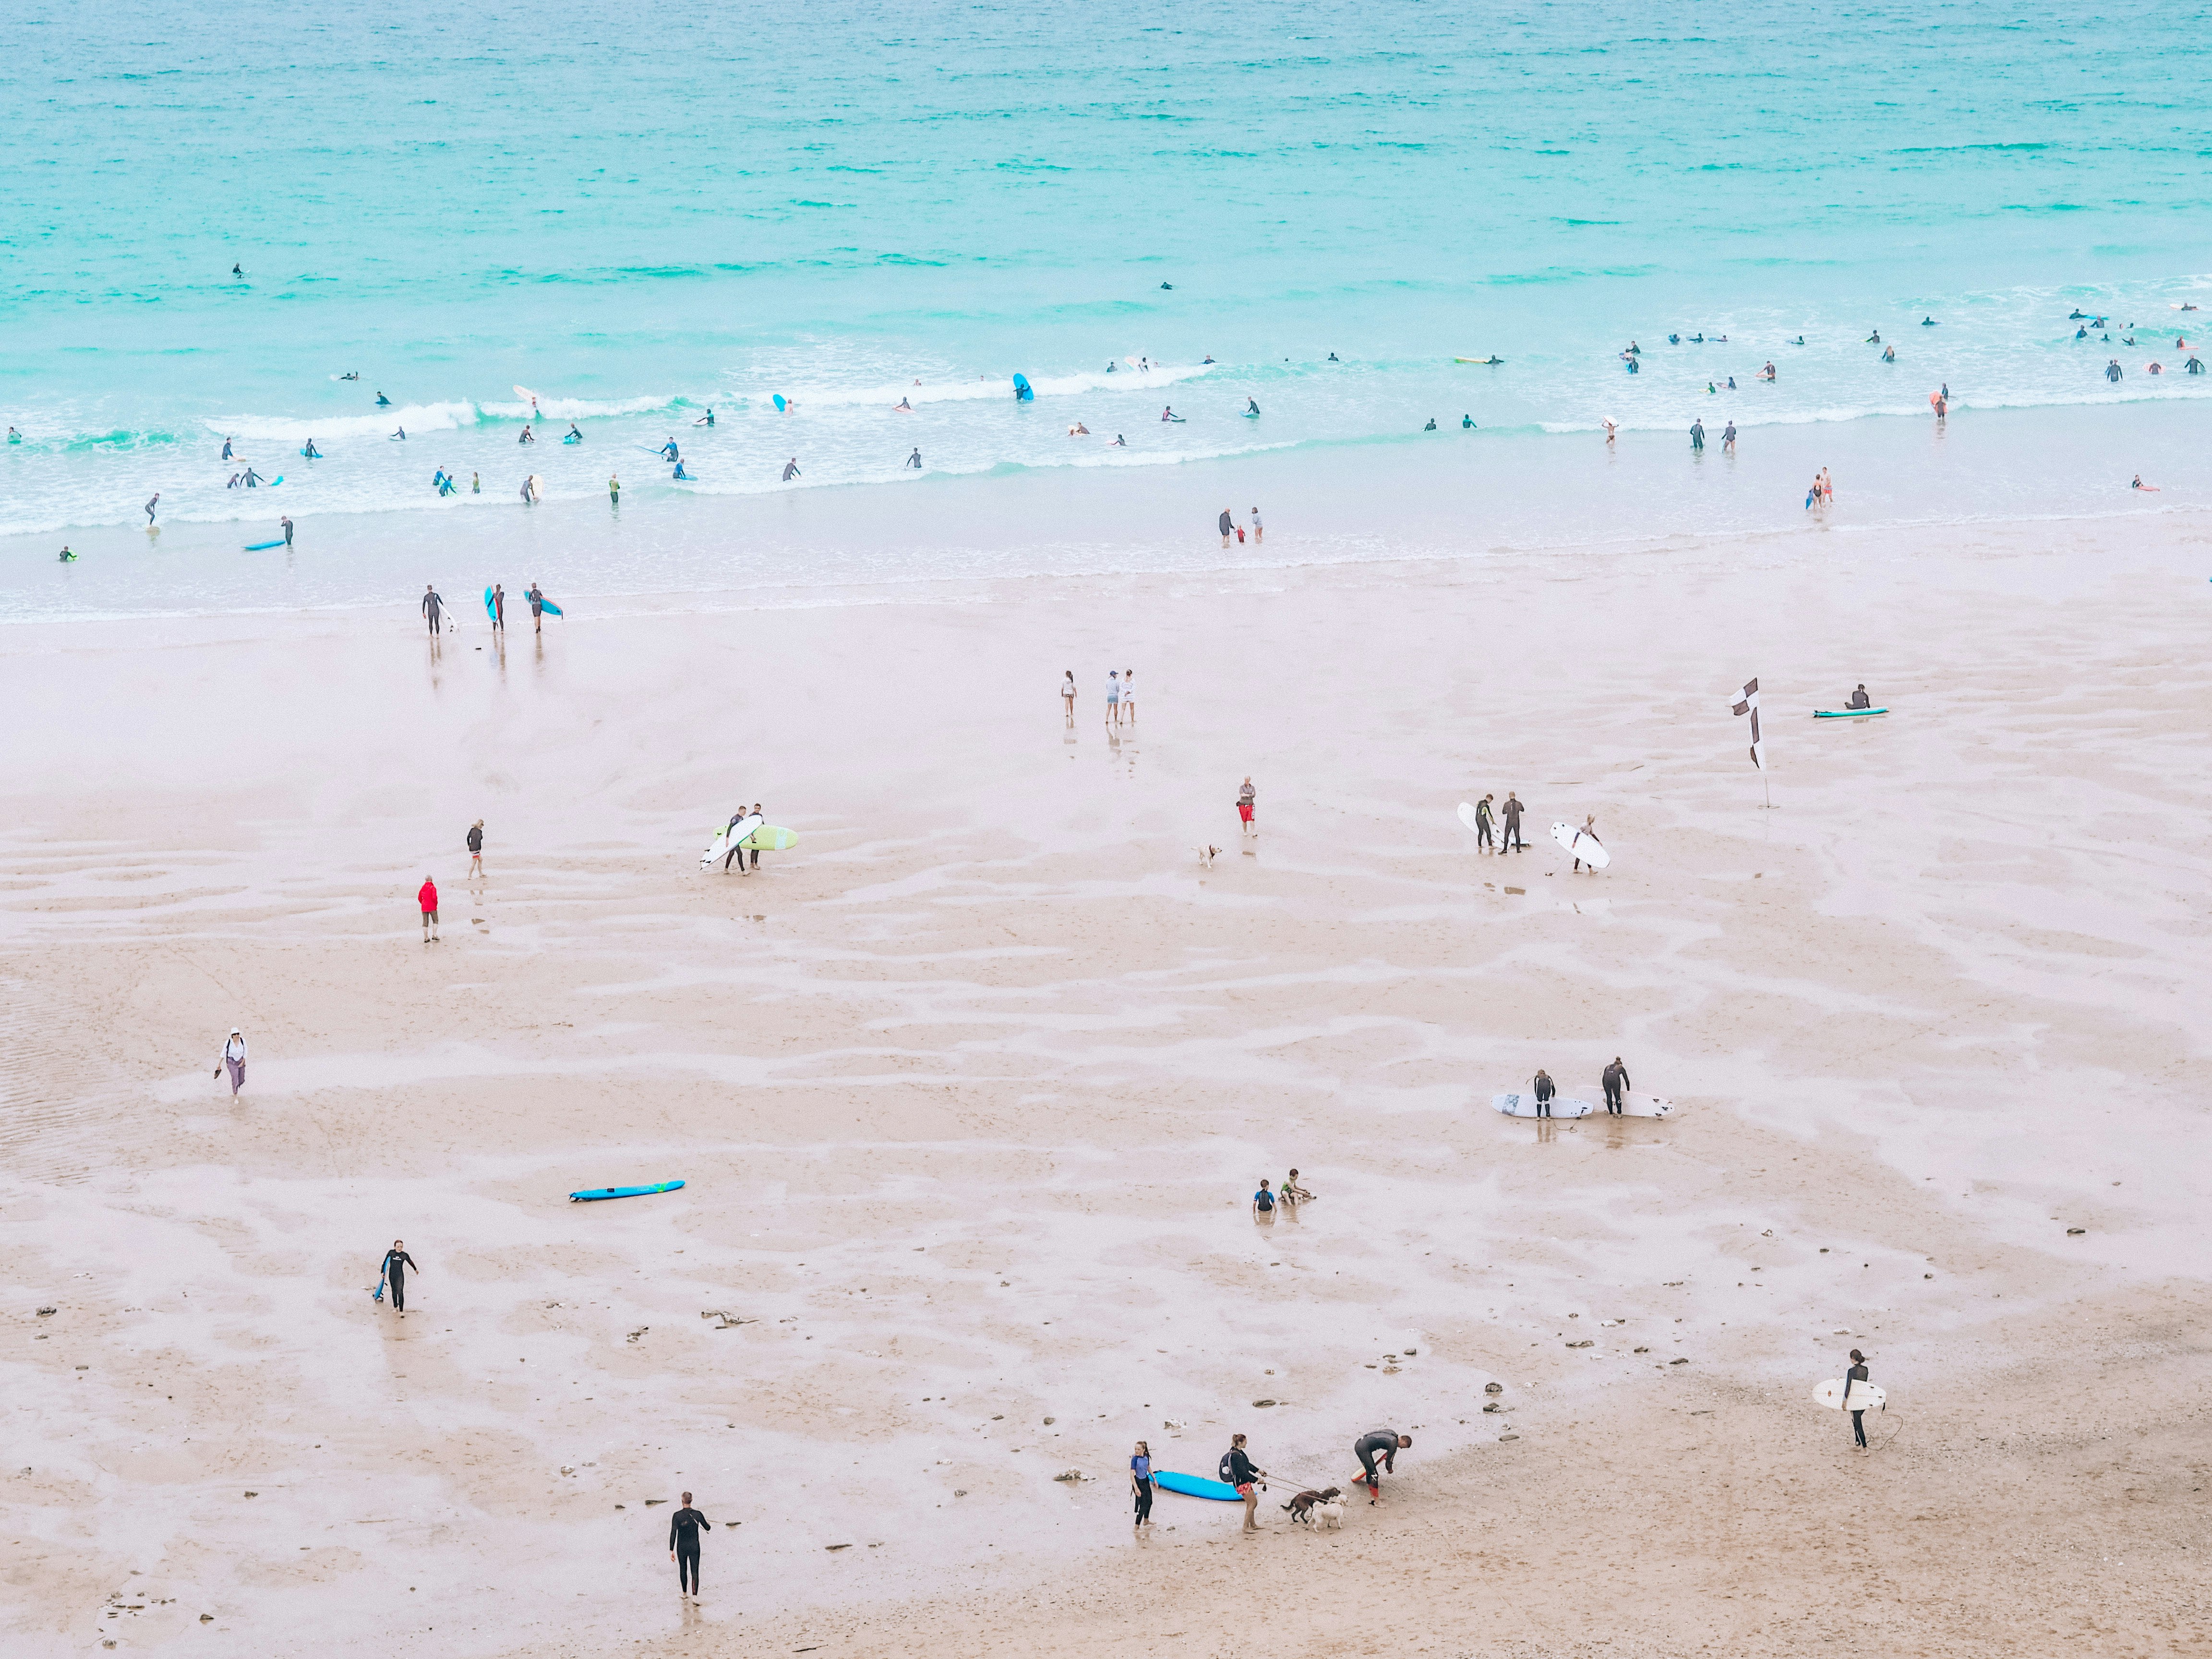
(772, 394, 787, 412)
(483, 586, 496, 621)
(242, 540, 286, 551)
(1152, 1470, 1240, 1501)
(569, 1180, 685, 1202)
(1012, 373, 1033, 402)
(539, 598, 563, 617)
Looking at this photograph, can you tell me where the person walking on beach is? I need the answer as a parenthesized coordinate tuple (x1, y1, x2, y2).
(1474, 793, 1496, 852)
(1250, 507, 1262, 544)
(1722, 421, 1736, 454)
(1532, 1067, 1557, 1118)
(1571, 812, 1602, 872)
(1061, 670, 1076, 726)
(1501, 791, 1526, 853)
(421, 585, 444, 636)
(669, 1493, 712, 1600)
(489, 584, 506, 632)
(379, 1240, 420, 1316)
(467, 820, 484, 877)
(1819, 468, 1834, 506)
(528, 583, 545, 634)
(1601, 1056, 1631, 1114)
(1220, 1433, 1267, 1532)
(1237, 777, 1257, 838)
(1120, 669, 1136, 721)
(1219, 507, 1234, 549)
(418, 874, 440, 943)
(1690, 418, 1705, 452)
(1130, 1441, 1156, 1528)
(1844, 1349, 1874, 1449)
(1106, 670, 1122, 727)
(281, 515, 294, 548)
(1352, 1429, 1410, 1505)
(214, 1027, 247, 1095)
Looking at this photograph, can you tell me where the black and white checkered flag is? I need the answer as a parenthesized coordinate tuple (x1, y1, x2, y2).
(1730, 677, 1764, 769)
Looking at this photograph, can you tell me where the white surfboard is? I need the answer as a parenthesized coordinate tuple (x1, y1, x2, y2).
(701, 813, 764, 871)
(1814, 1379, 1887, 1412)
(1457, 802, 1486, 837)
(1493, 1091, 1594, 1119)
(1551, 821, 1610, 867)
(1573, 1087, 1673, 1118)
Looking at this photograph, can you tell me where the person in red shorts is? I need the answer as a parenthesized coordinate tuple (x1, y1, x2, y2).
(1237, 776, 1256, 838)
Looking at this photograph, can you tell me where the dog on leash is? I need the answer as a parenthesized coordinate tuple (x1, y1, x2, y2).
(1281, 1485, 1342, 1524)
(1313, 1499, 1346, 1529)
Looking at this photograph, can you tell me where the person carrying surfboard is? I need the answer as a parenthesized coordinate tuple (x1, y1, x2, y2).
(1570, 814, 1602, 873)
(1844, 1350, 1874, 1449)
(1472, 793, 1496, 852)
(528, 583, 545, 634)
(379, 1240, 420, 1316)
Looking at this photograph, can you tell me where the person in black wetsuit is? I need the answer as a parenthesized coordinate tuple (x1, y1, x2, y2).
(1532, 1069, 1556, 1118)
(669, 1492, 711, 1599)
(421, 585, 444, 636)
(1353, 1429, 1409, 1503)
(1602, 1056, 1631, 1113)
(380, 1240, 420, 1315)
(1847, 684, 1871, 709)
(1844, 1349, 1873, 1449)
(1500, 791, 1525, 853)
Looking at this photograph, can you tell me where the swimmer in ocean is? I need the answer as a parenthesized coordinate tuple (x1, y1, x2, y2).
(1202, 355, 1214, 364)
(1792, 335, 1804, 345)
(1726, 376, 1737, 389)
(1668, 334, 1680, 345)
(6, 426, 19, 443)
(376, 392, 391, 406)
(1882, 346, 1896, 362)
(59, 545, 76, 562)
(1106, 361, 1116, 372)
(2076, 326, 2089, 339)
(1866, 330, 1881, 344)
(1461, 413, 1474, 428)
(905, 447, 922, 469)
(1602, 419, 1617, 445)
(232, 263, 243, 277)
(1111, 434, 1126, 446)
(1069, 422, 1090, 435)
(1423, 417, 1437, 431)
(566, 423, 583, 442)
(1922, 316, 1937, 325)
(2132, 475, 2159, 490)
(1327, 352, 1340, 361)
(1690, 333, 1704, 344)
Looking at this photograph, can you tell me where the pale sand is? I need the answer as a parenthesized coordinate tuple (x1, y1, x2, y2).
(5, 512, 2211, 1657)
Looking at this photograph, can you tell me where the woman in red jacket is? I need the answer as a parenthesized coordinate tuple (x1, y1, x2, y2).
(419, 875, 440, 943)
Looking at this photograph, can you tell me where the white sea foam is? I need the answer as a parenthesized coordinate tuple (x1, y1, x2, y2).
(754, 361, 1217, 410)
(203, 401, 483, 440)
(479, 395, 678, 420)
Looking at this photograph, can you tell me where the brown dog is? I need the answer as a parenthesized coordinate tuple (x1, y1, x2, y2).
(1281, 1485, 1342, 1523)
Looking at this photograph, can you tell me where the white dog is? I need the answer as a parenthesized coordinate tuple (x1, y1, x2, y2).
(1313, 1500, 1345, 1529)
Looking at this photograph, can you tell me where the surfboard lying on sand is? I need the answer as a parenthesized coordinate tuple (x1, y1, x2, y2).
(1814, 707, 1887, 719)
(1153, 1470, 1240, 1501)
(1572, 1088, 1674, 1118)
(701, 813, 764, 870)
(569, 1181, 685, 1202)
(1551, 821, 1610, 867)
(739, 825, 798, 852)
(1814, 1379, 1887, 1412)
(1493, 1092, 1594, 1119)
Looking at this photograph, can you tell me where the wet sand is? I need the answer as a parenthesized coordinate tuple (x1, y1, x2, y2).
(5, 508, 2211, 1657)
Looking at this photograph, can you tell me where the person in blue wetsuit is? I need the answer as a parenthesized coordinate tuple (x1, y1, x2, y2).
(660, 437, 680, 461)
(1462, 413, 1474, 428)
(672, 459, 690, 480)
(565, 423, 583, 442)
(905, 447, 922, 469)
(1690, 420, 1704, 452)
(376, 392, 391, 406)
(1246, 397, 1260, 416)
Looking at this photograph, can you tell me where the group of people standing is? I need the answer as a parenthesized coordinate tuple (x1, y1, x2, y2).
(1129, 1426, 1410, 1533)
(1059, 669, 1138, 727)
(1465, 792, 1527, 853)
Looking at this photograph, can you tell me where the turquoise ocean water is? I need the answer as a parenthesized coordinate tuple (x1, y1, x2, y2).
(3, 0, 2208, 616)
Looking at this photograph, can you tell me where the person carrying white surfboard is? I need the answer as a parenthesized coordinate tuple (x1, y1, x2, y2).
(1601, 1057, 1631, 1114)
(1571, 813, 1602, 873)
(1845, 1349, 1874, 1449)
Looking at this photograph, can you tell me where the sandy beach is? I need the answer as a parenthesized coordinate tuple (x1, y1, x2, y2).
(7, 496, 2212, 1658)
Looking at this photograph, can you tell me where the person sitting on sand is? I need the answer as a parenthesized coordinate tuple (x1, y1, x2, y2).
(1848, 684, 1872, 709)
(1282, 1167, 1314, 1202)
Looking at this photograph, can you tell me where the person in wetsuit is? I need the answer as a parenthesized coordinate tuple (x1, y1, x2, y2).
(1602, 1056, 1631, 1114)
(1844, 1349, 1873, 1448)
(1532, 1068, 1557, 1118)
(1848, 684, 1872, 709)
(668, 1492, 712, 1599)
(1500, 791, 1525, 852)
(1353, 1429, 1410, 1503)
(380, 1240, 420, 1315)
(421, 585, 444, 636)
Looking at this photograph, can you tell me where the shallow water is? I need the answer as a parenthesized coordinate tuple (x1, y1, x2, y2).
(1, 0, 2206, 574)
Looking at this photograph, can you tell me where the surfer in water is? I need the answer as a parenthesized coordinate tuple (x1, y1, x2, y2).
(391, 428, 407, 441)
(609, 473, 620, 504)
(1110, 434, 1126, 445)
(144, 492, 159, 525)
(231, 262, 243, 277)
(376, 392, 391, 406)
(280, 515, 294, 548)
(669, 1494, 712, 1601)
(1423, 417, 1438, 430)
(58, 545, 76, 562)
(1844, 1350, 1873, 1448)
(660, 438, 680, 461)
(1162, 406, 1183, 422)
(672, 459, 691, 480)
(565, 423, 583, 442)
(905, 447, 922, 469)
(1723, 421, 1737, 452)
(302, 439, 321, 458)
(340, 371, 358, 381)
(1246, 397, 1261, 416)
(1690, 419, 1705, 451)
(518, 423, 535, 445)
(895, 397, 913, 411)
(781, 457, 801, 481)
(695, 408, 716, 426)
(221, 436, 235, 460)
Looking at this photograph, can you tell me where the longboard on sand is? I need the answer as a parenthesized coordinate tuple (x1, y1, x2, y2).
(1493, 1091, 1594, 1119)
(1551, 821, 1610, 867)
(701, 813, 765, 871)
(1571, 1088, 1674, 1118)
(1814, 1379, 1887, 1412)
(1813, 708, 1887, 719)
(569, 1181, 685, 1202)
(1153, 1470, 1240, 1501)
